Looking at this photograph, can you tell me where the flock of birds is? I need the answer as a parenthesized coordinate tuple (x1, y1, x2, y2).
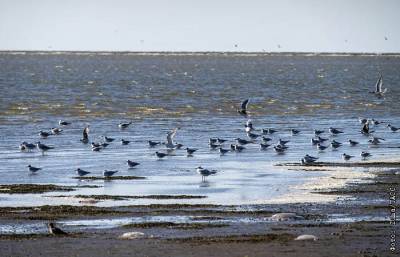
(20, 74, 395, 181)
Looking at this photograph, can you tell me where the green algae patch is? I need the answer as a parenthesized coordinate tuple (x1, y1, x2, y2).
(122, 222, 228, 229)
(168, 233, 295, 243)
(53, 194, 207, 201)
(0, 205, 129, 220)
(0, 184, 75, 194)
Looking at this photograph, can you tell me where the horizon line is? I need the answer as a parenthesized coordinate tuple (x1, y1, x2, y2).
(1, 50, 400, 57)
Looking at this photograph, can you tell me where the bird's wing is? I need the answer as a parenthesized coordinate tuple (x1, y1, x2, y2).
(375, 75, 382, 92)
(241, 99, 249, 110)
(166, 128, 178, 145)
(83, 127, 89, 139)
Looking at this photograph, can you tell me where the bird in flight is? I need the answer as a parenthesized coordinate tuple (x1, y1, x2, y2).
(237, 99, 249, 116)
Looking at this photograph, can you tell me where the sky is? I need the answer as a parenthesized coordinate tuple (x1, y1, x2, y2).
(0, 0, 399, 52)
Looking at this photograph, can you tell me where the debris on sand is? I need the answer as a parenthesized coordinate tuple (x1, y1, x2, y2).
(119, 231, 147, 239)
(270, 213, 304, 221)
(294, 234, 319, 241)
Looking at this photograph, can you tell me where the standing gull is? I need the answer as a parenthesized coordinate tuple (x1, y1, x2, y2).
(186, 148, 197, 156)
(314, 129, 324, 136)
(219, 148, 230, 155)
(148, 140, 161, 147)
(121, 139, 131, 145)
(27, 165, 41, 173)
(274, 145, 286, 154)
(342, 153, 354, 161)
(369, 137, 384, 145)
(361, 151, 372, 159)
(304, 154, 318, 163)
(329, 127, 343, 135)
(317, 144, 328, 151)
(260, 143, 271, 150)
(196, 167, 217, 182)
(51, 127, 63, 135)
(291, 129, 300, 135)
(209, 142, 220, 149)
(236, 138, 253, 145)
(127, 160, 140, 168)
(247, 132, 260, 140)
(103, 136, 115, 142)
(39, 131, 51, 139)
(217, 138, 228, 144)
(155, 151, 168, 159)
(104, 170, 118, 178)
(36, 142, 54, 155)
(331, 140, 342, 149)
(387, 124, 399, 132)
(262, 128, 277, 134)
(76, 168, 91, 176)
(21, 142, 36, 151)
(349, 139, 359, 146)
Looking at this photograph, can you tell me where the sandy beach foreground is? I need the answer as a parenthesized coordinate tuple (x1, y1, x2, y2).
(0, 163, 398, 257)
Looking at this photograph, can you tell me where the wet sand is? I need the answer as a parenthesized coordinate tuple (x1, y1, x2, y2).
(0, 165, 398, 257)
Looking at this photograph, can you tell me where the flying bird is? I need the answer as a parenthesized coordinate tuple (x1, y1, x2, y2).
(371, 75, 387, 95)
(165, 128, 179, 149)
(80, 126, 90, 144)
(237, 99, 249, 116)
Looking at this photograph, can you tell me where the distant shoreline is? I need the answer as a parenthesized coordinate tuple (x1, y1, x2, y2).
(0, 50, 400, 57)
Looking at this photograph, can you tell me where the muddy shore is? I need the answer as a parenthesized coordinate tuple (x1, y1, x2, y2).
(0, 166, 398, 257)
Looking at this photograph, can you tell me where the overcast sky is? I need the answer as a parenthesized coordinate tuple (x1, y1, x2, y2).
(0, 0, 398, 52)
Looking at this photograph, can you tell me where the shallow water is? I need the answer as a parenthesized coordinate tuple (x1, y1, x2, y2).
(0, 53, 400, 207)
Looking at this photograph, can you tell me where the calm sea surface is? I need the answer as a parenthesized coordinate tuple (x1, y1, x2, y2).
(0, 53, 399, 207)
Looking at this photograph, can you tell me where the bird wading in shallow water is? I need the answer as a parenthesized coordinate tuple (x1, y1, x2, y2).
(196, 167, 217, 182)
(47, 222, 68, 235)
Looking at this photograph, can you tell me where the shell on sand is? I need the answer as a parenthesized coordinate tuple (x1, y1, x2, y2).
(119, 231, 145, 239)
(270, 213, 304, 221)
(294, 234, 318, 241)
